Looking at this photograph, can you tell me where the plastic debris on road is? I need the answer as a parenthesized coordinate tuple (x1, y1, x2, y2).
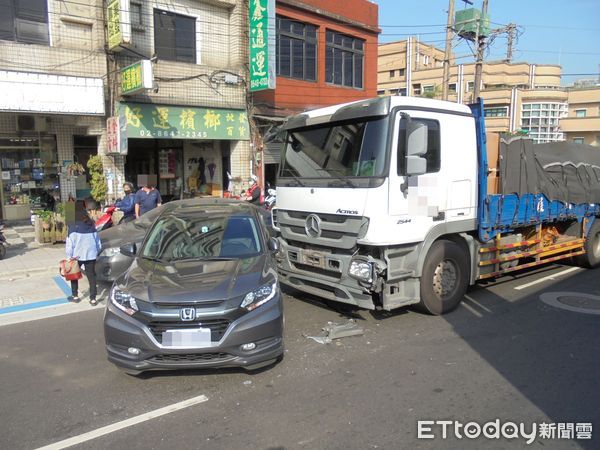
(305, 319, 364, 344)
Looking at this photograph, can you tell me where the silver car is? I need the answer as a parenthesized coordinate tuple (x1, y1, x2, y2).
(103, 200, 283, 375)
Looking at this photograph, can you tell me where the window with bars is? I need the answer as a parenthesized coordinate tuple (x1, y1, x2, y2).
(154, 9, 196, 63)
(520, 102, 567, 143)
(276, 17, 317, 81)
(0, 0, 49, 45)
(325, 30, 364, 89)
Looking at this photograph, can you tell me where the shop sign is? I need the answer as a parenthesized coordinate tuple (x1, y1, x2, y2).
(107, 0, 132, 51)
(106, 113, 128, 155)
(249, 0, 275, 91)
(0, 71, 104, 114)
(119, 103, 250, 140)
(121, 60, 153, 95)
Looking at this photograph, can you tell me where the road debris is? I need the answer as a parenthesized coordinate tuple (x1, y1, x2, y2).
(305, 319, 364, 344)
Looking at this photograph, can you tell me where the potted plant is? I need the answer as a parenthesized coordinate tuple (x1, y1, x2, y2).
(87, 155, 107, 206)
(37, 210, 53, 230)
(66, 162, 86, 177)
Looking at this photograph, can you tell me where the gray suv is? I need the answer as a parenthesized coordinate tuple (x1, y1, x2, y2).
(103, 200, 283, 375)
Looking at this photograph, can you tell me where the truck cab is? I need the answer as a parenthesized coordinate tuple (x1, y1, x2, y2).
(274, 96, 480, 313)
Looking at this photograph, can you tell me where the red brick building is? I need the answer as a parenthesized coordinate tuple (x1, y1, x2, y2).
(252, 0, 380, 186)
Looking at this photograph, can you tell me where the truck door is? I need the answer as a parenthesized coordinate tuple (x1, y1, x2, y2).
(388, 111, 447, 235)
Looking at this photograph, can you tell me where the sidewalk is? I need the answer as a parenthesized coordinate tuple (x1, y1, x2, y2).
(0, 243, 66, 280)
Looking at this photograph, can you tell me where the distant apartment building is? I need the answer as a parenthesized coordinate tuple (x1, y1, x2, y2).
(110, 0, 250, 200)
(0, 0, 108, 221)
(562, 86, 600, 146)
(378, 39, 571, 144)
(252, 0, 380, 186)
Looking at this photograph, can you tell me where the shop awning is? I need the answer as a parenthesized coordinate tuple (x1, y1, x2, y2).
(119, 102, 249, 140)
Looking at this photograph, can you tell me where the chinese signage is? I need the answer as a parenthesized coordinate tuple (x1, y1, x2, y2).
(106, 114, 128, 155)
(249, 0, 275, 91)
(119, 103, 250, 140)
(121, 60, 153, 95)
(107, 0, 131, 51)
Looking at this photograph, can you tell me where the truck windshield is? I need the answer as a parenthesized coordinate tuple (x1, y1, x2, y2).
(279, 117, 389, 188)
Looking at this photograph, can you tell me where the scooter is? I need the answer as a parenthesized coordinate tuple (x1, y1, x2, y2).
(0, 221, 8, 259)
(95, 205, 116, 232)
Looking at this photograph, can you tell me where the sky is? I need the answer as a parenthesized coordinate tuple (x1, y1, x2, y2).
(373, 0, 600, 85)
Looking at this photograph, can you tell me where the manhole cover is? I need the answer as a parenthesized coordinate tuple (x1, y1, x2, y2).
(540, 292, 600, 315)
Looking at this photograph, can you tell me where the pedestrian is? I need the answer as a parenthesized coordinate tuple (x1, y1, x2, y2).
(65, 200, 101, 306)
(245, 175, 261, 205)
(135, 181, 162, 218)
(115, 181, 136, 224)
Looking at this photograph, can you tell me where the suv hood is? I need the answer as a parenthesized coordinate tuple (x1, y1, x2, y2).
(121, 254, 271, 304)
(99, 222, 147, 249)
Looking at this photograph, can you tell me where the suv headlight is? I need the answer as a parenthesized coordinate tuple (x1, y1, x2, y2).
(241, 281, 278, 311)
(101, 247, 120, 257)
(110, 287, 139, 315)
(349, 259, 373, 283)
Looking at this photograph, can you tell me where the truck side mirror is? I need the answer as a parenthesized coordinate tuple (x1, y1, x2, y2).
(405, 121, 428, 176)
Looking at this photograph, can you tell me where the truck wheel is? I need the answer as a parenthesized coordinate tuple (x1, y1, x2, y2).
(418, 240, 469, 315)
(576, 219, 600, 268)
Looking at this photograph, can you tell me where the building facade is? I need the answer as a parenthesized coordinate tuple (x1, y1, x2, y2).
(561, 86, 600, 146)
(252, 0, 380, 186)
(0, 0, 107, 221)
(377, 39, 570, 144)
(109, 0, 250, 201)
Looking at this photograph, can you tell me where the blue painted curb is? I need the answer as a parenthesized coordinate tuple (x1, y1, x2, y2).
(0, 276, 72, 315)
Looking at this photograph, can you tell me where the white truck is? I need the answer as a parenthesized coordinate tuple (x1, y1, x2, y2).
(272, 96, 600, 314)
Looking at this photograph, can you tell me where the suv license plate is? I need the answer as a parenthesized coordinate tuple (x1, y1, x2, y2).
(162, 328, 211, 347)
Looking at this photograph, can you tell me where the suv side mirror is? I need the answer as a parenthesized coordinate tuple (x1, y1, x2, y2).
(119, 242, 137, 257)
(405, 120, 428, 176)
(268, 237, 280, 253)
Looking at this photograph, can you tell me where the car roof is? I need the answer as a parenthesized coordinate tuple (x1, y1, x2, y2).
(160, 199, 258, 218)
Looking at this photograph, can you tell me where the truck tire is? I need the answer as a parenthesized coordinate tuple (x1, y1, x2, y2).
(418, 240, 469, 315)
(575, 219, 600, 268)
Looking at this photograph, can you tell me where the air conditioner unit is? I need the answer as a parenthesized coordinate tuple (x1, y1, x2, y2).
(16, 115, 47, 132)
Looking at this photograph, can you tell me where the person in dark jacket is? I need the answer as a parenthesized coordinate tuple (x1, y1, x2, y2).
(65, 201, 101, 305)
(135, 182, 162, 218)
(115, 182, 136, 224)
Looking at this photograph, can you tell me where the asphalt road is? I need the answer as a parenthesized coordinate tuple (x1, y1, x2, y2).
(0, 264, 599, 450)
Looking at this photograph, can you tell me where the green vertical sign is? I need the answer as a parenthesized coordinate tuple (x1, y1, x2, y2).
(249, 0, 275, 91)
(107, 0, 122, 49)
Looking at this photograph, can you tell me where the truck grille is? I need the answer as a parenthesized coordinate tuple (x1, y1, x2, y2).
(277, 210, 368, 250)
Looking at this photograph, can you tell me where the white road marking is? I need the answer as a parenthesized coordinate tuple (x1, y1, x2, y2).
(461, 300, 483, 317)
(514, 267, 581, 291)
(463, 295, 492, 313)
(36, 395, 209, 450)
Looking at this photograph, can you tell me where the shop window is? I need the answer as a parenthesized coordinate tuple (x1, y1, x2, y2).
(0, 136, 59, 218)
(276, 17, 317, 81)
(0, 0, 49, 45)
(154, 9, 196, 63)
(325, 30, 364, 89)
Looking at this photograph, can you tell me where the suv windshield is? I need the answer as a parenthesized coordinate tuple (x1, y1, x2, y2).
(141, 214, 262, 261)
(279, 116, 389, 188)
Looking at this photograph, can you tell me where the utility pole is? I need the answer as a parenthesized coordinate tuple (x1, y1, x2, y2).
(442, 0, 455, 100)
(505, 23, 516, 62)
(473, 0, 489, 101)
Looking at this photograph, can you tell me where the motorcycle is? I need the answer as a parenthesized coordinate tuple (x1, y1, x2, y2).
(0, 221, 8, 259)
(95, 205, 117, 232)
(264, 188, 276, 211)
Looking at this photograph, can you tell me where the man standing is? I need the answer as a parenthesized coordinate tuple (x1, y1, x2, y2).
(135, 177, 162, 218)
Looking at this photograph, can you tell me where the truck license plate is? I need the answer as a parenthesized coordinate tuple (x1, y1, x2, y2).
(302, 250, 325, 268)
